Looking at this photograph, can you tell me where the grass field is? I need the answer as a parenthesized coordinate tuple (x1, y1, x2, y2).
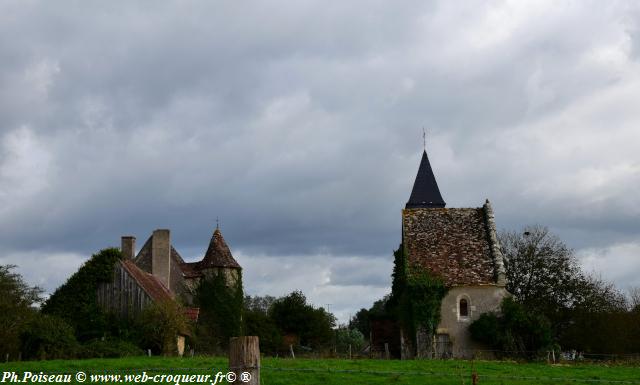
(2, 356, 640, 385)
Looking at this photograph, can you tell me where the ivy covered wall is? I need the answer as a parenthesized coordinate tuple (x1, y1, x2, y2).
(389, 243, 448, 358)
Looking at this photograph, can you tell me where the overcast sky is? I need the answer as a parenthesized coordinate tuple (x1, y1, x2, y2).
(1, 1, 639, 323)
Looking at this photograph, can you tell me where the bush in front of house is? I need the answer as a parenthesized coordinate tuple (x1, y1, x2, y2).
(139, 300, 190, 356)
(20, 314, 79, 360)
(469, 297, 552, 358)
(79, 338, 145, 358)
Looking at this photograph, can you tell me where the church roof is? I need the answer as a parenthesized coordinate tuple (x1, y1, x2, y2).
(402, 200, 506, 287)
(406, 150, 446, 209)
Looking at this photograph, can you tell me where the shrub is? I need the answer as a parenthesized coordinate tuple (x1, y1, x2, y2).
(20, 314, 79, 360)
(79, 338, 144, 358)
(139, 300, 190, 356)
(336, 327, 365, 353)
(470, 297, 552, 358)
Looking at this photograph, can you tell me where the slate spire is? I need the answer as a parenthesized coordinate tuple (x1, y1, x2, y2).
(406, 150, 446, 209)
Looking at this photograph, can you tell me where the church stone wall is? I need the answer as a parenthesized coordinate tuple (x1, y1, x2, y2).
(437, 285, 509, 358)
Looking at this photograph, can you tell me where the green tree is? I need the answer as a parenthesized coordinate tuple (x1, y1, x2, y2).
(501, 228, 622, 321)
(560, 275, 630, 353)
(139, 300, 189, 356)
(244, 294, 277, 314)
(193, 271, 243, 352)
(20, 314, 79, 360)
(386, 245, 406, 316)
(243, 296, 282, 355)
(0, 265, 43, 360)
(629, 286, 640, 312)
(501, 226, 582, 317)
(500, 225, 629, 351)
(335, 327, 365, 354)
(268, 291, 336, 349)
(349, 308, 371, 340)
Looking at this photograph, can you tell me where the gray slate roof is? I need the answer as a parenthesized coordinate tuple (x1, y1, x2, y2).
(406, 150, 446, 209)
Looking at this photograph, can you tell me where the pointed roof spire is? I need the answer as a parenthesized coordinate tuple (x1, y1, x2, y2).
(406, 150, 446, 209)
(200, 228, 241, 269)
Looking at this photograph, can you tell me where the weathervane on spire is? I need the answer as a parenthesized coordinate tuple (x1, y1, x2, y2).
(422, 127, 426, 151)
(216, 217, 219, 230)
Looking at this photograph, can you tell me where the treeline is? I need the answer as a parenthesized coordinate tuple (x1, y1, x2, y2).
(473, 226, 640, 357)
(0, 248, 339, 361)
(1, 249, 159, 361)
(243, 291, 338, 355)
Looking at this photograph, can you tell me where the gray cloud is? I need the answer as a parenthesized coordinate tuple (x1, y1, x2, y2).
(1, 1, 640, 322)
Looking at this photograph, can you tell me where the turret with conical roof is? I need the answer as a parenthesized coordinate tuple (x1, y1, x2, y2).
(405, 150, 446, 209)
(178, 227, 242, 290)
(200, 228, 241, 269)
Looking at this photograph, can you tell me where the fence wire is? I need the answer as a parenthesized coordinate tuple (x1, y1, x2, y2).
(1, 365, 639, 384)
(261, 366, 640, 384)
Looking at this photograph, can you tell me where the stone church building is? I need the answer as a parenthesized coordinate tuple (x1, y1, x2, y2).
(96, 227, 241, 354)
(397, 149, 509, 359)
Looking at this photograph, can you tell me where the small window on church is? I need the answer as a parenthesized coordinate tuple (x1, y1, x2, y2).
(459, 298, 469, 318)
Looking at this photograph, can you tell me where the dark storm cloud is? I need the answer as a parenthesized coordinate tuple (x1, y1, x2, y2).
(1, 1, 640, 321)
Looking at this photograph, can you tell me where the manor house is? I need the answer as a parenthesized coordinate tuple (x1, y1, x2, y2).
(96, 227, 241, 354)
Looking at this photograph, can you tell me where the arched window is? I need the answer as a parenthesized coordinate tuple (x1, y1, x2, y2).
(459, 298, 469, 317)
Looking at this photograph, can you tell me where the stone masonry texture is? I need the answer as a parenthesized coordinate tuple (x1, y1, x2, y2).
(403, 207, 497, 286)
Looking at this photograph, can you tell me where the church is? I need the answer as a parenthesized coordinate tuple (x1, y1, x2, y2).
(393, 148, 509, 359)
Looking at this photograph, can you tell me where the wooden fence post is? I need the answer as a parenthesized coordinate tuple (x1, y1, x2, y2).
(229, 336, 260, 385)
(289, 344, 295, 359)
(384, 343, 390, 360)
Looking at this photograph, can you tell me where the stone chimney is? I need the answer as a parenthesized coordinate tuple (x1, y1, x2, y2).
(121, 236, 136, 259)
(151, 229, 171, 289)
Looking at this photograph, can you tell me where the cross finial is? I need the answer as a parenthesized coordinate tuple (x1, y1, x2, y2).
(422, 127, 426, 151)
